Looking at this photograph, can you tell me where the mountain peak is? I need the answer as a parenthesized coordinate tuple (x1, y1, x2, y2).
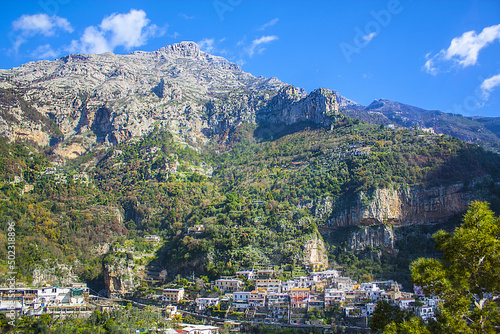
(156, 41, 201, 58)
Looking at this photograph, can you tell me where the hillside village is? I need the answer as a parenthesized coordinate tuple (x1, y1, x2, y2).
(165, 268, 439, 327)
(0, 266, 440, 332)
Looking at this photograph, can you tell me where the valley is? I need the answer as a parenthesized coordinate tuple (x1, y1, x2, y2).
(0, 42, 499, 333)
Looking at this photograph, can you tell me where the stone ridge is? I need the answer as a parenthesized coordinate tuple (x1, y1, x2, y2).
(257, 85, 341, 126)
(0, 41, 347, 160)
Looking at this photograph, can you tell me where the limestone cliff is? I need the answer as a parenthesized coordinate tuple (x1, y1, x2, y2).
(0, 42, 348, 162)
(346, 224, 395, 253)
(308, 183, 484, 227)
(0, 42, 286, 157)
(257, 86, 341, 126)
(32, 263, 79, 287)
(103, 252, 139, 298)
(303, 234, 329, 269)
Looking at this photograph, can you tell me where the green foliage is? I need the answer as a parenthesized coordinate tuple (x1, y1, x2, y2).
(370, 300, 414, 333)
(408, 201, 500, 333)
(2, 308, 164, 333)
(383, 317, 431, 334)
(2, 119, 500, 287)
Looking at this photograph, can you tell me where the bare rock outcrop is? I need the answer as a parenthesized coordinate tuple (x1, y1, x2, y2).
(0, 42, 289, 158)
(0, 42, 350, 161)
(257, 86, 341, 126)
(346, 224, 395, 253)
(303, 234, 329, 269)
(307, 183, 482, 227)
(103, 252, 138, 298)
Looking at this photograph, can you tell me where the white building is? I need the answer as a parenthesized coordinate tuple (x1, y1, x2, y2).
(214, 279, 243, 292)
(366, 302, 376, 316)
(359, 282, 384, 301)
(249, 290, 266, 307)
(332, 277, 356, 290)
(415, 305, 435, 321)
(396, 297, 415, 310)
(324, 288, 346, 305)
(236, 270, 255, 280)
(0, 284, 89, 316)
(179, 324, 219, 334)
(195, 297, 219, 312)
(162, 288, 185, 303)
(232, 291, 250, 309)
(255, 279, 282, 293)
(315, 270, 340, 280)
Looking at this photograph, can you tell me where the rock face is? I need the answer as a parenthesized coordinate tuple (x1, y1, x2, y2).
(32, 263, 79, 287)
(1, 41, 499, 158)
(0, 42, 286, 154)
(303, 235, 329, 269)
(103, 253, 138, 297)
(0, 42, 348, 160)
(257, 86, 340, 126)
(346, 225, 395, 252)
(307, 183, 481, 227)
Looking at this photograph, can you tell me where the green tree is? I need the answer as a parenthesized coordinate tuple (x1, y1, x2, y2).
(384, 317, 431, 334)
(370, 300, 413, 333)
(409, 201, 500, 334)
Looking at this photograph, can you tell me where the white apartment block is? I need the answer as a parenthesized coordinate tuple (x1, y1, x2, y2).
(255, 279, 282, 293)
(324, 288, 346, 305)
(214, 279, 243, 292)
(195, 297, 219, 312)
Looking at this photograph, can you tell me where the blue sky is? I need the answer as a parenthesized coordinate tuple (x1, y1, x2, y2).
(1, 0, 500, 117)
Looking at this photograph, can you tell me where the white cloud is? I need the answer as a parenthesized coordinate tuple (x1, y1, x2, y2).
(481, 73, 500, 99)
(446, 24, 500, 66)
(237, 35, 247, 47)
(423, 51, 444, 76)
(69, 9, 165, 54)
(362, 32, 377, 42)
(198, 38, 215, 53)
(197, 38, 227, 55)
(31, 44, 59, 59)
(12, 13, 72, 36)
(70, 26, 110, 54)
(10, 14, 73, 52)
(259, 18, 279, 31)
(247, 35, 278, 57)
(179, 13, 195, 20)
(424, 24, 500, 74)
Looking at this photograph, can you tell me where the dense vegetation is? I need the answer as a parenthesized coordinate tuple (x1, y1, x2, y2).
(0, 306, 174, 333)
(1, 118, 500, 287)
(374, 201, 500, 334)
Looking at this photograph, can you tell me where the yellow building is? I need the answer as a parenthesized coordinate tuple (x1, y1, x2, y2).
(163, 288, 184, 303)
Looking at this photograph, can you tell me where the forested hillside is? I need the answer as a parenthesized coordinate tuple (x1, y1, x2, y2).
(2, 116, 499, 289)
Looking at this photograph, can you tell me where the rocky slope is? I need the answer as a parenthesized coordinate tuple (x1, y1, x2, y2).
(346, 224, 395, 253)
(306, 183, 484, 228)
(341, 99, 500, 151)
(0, 42, 287, 158)
(1, 41, 498, 161)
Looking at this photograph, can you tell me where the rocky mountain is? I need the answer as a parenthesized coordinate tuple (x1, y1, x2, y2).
(1, 41, 500, 292)
(1, 41, 499, 161)
(0, 42, 285, 158)
(341, 99, 500, 151)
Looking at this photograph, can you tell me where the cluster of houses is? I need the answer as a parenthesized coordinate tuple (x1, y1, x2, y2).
(0, 283, 91, 316)
(161, 269, 440, 325)
(43, 167, 90, 185)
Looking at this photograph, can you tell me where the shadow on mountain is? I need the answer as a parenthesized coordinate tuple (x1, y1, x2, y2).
(423, 145, 500, 213)
(91, 107, 117, 144)
(254, 121, 323, 142)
